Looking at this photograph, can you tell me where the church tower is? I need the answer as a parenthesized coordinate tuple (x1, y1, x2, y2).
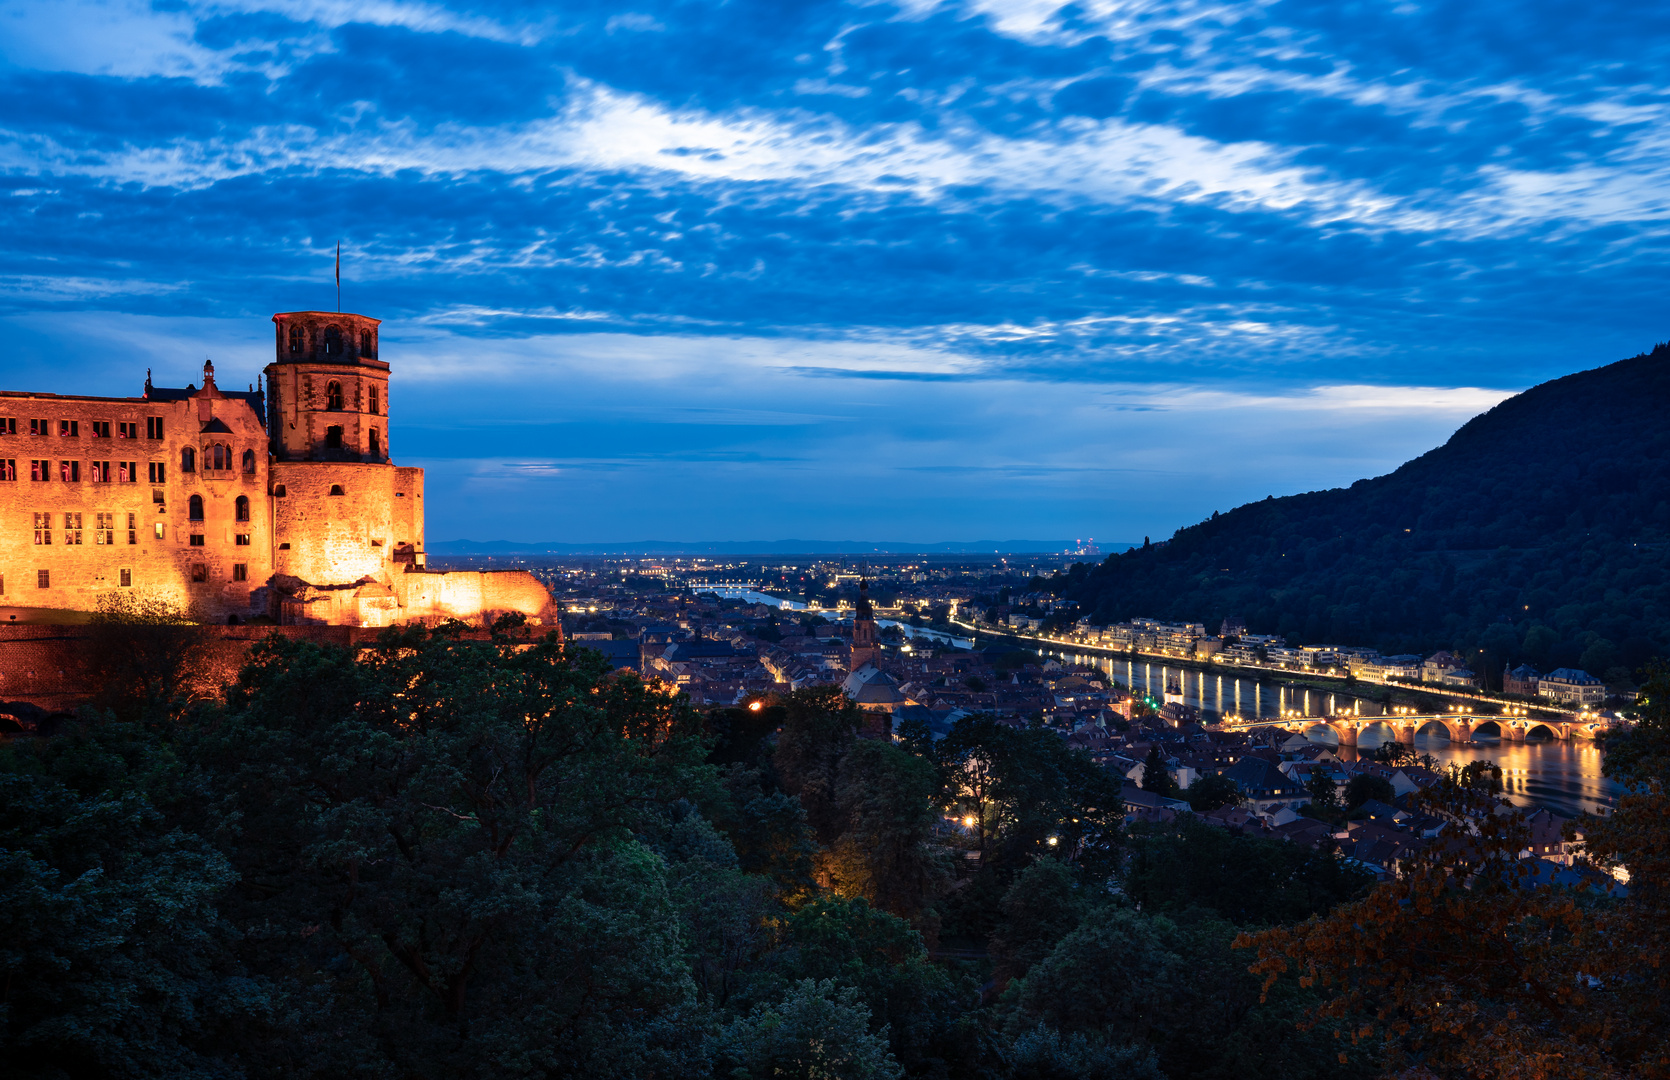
(849, 579, 880, 670)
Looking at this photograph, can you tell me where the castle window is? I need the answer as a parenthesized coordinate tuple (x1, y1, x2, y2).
(90, 461, 111, 483)
(33, 512, 50, 545)
(191, 563, 207, 581)
(278, 542, 290, 550)
(146, 417, 163, 439)
(324, 327, 342, 355)
(369, 386, 380, 415)
(30, 460, 47, 481)
(60, 461, 80, 483)
(37, 570, 48, 589)
(181, 448, 195, 473)
(120, 461, 136, 483)
(329, 484, 344, 496)
(0, 460, 12, 481)
(360, 330, 374, 357)
(233, 563, 248, 581)
(154, 522, 165, 540)
(325, 426, 343, 449)
(242, 449, 256, 473)
(127, 512, 136, 545)
(326, 381, 344, 411)
(190, 535, 204, 546)
(59, 420, 78, 437)
(235, 495, 249, 522)
(149, 462, 165, 483)
(95, 513, 113, 545)
(91, 421, 110, 438)
(235, 533, 251, 546)
(30, 419, 47, 436)
(118, 421, 137, 439)
(63, 513, 82, 545)
(120, 568, 131, 587)
(206, 443, 229, 471)
(288, 325, 304, 353)
(0, 418, 13, 434)
(369, 428, 381, 458)
(189, 494, 204, 521)
(273, 484, 286, 497)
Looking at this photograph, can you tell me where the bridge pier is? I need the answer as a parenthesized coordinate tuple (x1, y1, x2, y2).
(1336, 723, 1358, 747)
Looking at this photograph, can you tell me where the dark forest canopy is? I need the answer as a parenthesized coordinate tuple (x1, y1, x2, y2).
(1055, 343, 1670, 684)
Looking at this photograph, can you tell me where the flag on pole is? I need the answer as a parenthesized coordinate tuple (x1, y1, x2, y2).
(335, 241, 341, 312)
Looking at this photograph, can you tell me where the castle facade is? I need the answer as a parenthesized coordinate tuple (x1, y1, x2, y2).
(0, 310, 551, 627)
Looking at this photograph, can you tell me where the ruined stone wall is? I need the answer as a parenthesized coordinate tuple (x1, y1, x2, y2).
(270, 460, 407, 588)
(0, 391, 272, 623)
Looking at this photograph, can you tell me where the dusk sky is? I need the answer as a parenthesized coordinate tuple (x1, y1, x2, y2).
(3, 0, 1665, 544)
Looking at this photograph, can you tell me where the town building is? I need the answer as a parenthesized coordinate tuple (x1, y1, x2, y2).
(1538, 667, 1606, 707)
(0, 310, 552, 628)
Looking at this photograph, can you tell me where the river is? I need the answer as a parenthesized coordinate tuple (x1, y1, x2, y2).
(1050, 652, 1622, 819)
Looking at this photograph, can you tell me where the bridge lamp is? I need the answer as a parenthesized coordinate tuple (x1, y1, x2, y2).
(1047, 835, 1060, 846)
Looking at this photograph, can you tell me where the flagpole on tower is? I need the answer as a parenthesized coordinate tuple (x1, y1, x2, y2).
(335, 241, 341, 313)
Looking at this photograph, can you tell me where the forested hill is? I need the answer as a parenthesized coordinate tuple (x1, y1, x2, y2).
(1056, 343, 1670, 686)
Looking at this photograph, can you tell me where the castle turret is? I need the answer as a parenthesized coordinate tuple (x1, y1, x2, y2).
(266, 312, 389, 463)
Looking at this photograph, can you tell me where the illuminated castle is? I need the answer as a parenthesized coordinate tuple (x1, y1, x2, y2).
(0, 310, 552, 627)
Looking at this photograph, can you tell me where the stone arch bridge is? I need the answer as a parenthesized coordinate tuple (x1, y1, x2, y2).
(1254, 713, 1613, 746)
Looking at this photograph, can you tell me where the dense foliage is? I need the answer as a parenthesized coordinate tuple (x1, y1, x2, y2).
(1, 626, 1380, 1080)
(1055, 345, 1670, 684)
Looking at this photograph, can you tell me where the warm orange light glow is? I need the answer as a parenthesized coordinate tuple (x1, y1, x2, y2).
(748, 700, 764, 712)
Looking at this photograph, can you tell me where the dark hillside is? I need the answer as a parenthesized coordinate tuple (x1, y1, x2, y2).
(1057, 344, 1670, 686)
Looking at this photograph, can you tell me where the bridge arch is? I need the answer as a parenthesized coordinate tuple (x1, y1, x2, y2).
(1525, 723, 1557, 740)
(1416, 719, 1455, 740)
(1356, 720, 1399, 748)
(1301, 722, 1342, 745)
(1471, 720, 1502, 739)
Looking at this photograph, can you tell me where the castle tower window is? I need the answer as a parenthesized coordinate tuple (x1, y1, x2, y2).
(189, 494, 204, 521)
(191, 563, 207, 581)
(369, 428, 381, 458)
(233, 563, 248, 581)
(181, 448, 195, 473)
(235, 495, 249, 522)
(242, 449, 256, 473)
(361, 330, 374, 357)
(325, 426, 343, 449)
(326, 381, 344, 411)
(329, 484, 344, 496)
(324, 326, 343, 355)
(369, 386, 380, 416)
(288, 325, 304, 353)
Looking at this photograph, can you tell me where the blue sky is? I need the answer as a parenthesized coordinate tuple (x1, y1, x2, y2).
(2, 0, 1665, 543)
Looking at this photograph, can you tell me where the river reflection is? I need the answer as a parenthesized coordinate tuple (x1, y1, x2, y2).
(1045, 649, 1620, 820)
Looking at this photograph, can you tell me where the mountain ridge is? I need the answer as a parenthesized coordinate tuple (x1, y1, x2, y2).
(1055, 343, 1670, 687)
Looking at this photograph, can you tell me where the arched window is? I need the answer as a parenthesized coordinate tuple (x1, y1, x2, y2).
(360, 330, 374, 357)
(189, 494, 204, 521)
(369, 427, 381, 458)
(207, 443, 228, 471)
(242, 448, 256, 473)
(181, 447, 195, 472)
(323, 326, 342, 355)
(326, 381, 343, 411)
(288, 325, 304, 353)
(329, 484, 344, 496)
(368, 385, 380, 416)
(235, 495, 249, 522)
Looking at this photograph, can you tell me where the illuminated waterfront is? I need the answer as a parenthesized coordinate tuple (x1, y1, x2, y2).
(1053, 651, 1621, 819)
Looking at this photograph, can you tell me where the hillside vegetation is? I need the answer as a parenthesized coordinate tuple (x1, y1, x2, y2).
(1057, 344, 1670, 686)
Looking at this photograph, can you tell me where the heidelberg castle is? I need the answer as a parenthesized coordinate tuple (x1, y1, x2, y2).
(0, 310, 551, 628)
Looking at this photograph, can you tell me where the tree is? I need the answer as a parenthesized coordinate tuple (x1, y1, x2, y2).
(717, 979, 902, 1080)
(1186, 774, 1241, 812)
(989, 859, 1085, 987)
(83, 592, 210, 720)
(1139, 745, 1177, 798)
(826, 739, 949, 921)
(1303, 770, 1337, 813)
(1342, 772, 1394, 809)
(772, 687, 864, 844)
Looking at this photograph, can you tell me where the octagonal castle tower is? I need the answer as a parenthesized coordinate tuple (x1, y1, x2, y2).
(264, 311, 551, 627)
